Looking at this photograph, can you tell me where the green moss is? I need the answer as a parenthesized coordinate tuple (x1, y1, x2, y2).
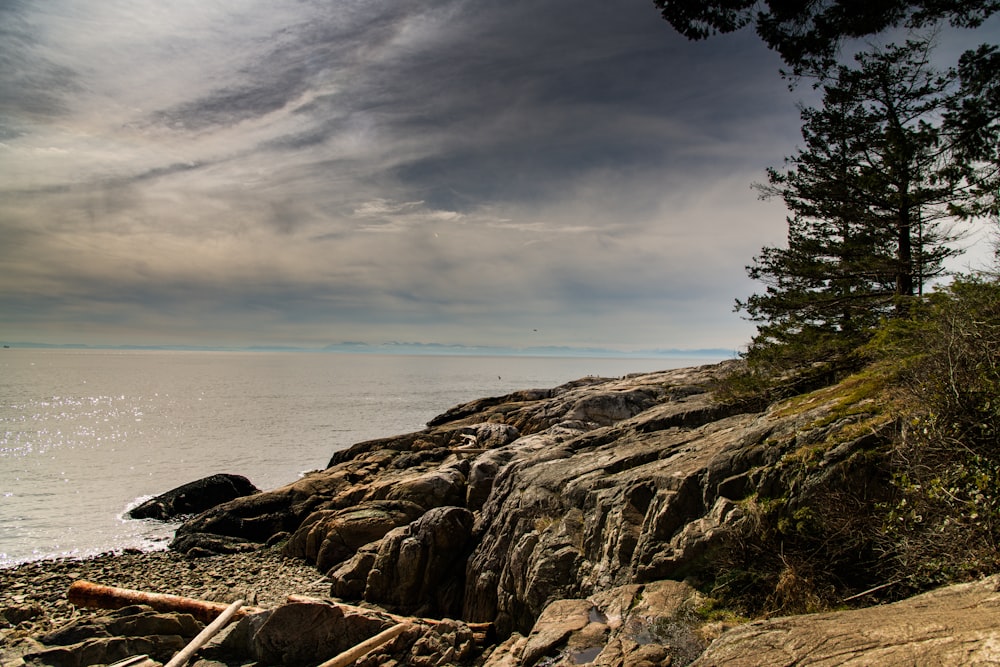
(693, 597, 751, 625)
(771, 365, 890, 421)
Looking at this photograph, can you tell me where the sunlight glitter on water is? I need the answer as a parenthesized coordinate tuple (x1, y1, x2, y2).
(0, 349, 714, 566)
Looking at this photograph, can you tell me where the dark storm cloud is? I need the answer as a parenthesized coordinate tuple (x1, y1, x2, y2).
(268, 1, 784, 210)
(144, 0, 784, 207)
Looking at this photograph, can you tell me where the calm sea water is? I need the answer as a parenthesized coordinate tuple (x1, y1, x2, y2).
(0, 349, 721, 567)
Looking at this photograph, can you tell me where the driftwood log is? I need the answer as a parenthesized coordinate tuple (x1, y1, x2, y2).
(67, 580, 262, 624)
(315, 622, 412, 667)
(163, 599, 243, 667)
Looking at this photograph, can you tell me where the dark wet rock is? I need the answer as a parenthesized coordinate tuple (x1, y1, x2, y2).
(128, 474, 259, 521)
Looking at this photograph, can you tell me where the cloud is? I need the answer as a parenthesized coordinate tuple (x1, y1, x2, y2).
(0, 0, 830, 350)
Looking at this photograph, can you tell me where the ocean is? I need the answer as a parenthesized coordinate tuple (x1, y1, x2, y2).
(0, 349, 722, 567)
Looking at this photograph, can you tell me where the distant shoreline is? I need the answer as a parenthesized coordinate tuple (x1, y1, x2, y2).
(0, 342, 737, 359)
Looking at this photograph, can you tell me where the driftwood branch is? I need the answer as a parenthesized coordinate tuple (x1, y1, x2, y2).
(315, 622, 411, 667)
(107, 656, 159, 667)
(68, 580, 262, 624)
(164, 598, 243, 667)
(841, 579, 902, 602)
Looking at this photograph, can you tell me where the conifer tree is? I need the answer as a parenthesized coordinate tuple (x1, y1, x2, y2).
(653, 0, 998, 75)
(739, 38, 987, 360)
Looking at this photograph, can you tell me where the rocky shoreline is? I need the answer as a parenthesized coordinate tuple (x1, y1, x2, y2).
(0, 547, 325, 642)
(6, 361, 1000, 666)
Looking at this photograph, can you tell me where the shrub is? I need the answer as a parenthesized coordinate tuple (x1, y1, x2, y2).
(869, 276, 1000, 589)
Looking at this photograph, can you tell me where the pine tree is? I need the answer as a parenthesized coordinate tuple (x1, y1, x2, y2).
(739, 38, 987, 363)
(652, 0, 998, 76)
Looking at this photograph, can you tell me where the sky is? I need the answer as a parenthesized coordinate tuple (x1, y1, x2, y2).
(1, 1, 996, 352)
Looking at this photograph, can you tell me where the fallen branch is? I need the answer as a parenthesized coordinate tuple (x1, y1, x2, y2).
(164, 598, 243, 667)
(841, 579, 903, 603)
(68, 580, 262, 624)
(315, 622, 411, 667)
(107, 656, 159, 667)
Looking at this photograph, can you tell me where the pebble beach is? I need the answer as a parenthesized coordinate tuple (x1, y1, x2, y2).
(0, 547, 325, 645)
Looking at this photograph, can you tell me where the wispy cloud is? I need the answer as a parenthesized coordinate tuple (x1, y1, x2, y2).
(1, 0, 835, 350)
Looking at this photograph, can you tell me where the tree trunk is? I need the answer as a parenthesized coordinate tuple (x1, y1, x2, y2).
(896, 205, 913, 298)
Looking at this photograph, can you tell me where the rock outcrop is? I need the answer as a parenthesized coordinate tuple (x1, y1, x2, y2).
(283, 500, 426, 573)
(128, 474, 259, 521)
(114, 360, 998, 664)
(214, 598, 480, 667)
(483, 580, 708, 667)
(690, 575, 1000, 666)
(20, 605, 201, 667)
(4, 597, 482, 667)
(330, 506, 475, 618)
(168, 364, 886, 612)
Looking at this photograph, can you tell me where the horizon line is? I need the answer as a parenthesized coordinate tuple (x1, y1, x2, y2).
(0, 340, 739, 359)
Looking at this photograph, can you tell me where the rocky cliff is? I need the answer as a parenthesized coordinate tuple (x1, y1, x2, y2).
(161, 360, 1000, 665)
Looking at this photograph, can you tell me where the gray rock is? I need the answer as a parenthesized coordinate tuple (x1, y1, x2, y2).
(249, 600, 393, 666)
(483, 580, 704, 667)
(518, 599, 595, 667)
(328, 542, 381, 600)
(355, 619, 477, 667)
(4, 603, 45, 626)
(382, 469, 467, 510)
(691, 575, 1000, 666)
(463, 370, 756, 634)
(25, 606, 200, 667)
(39, 606, 201, 647)
(173, 457, 401, 546)
(282, 500, 425, 572)
(23, 636, 185, 667)
(564, 388, 660, 426)
(348, 506, 475, 617)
